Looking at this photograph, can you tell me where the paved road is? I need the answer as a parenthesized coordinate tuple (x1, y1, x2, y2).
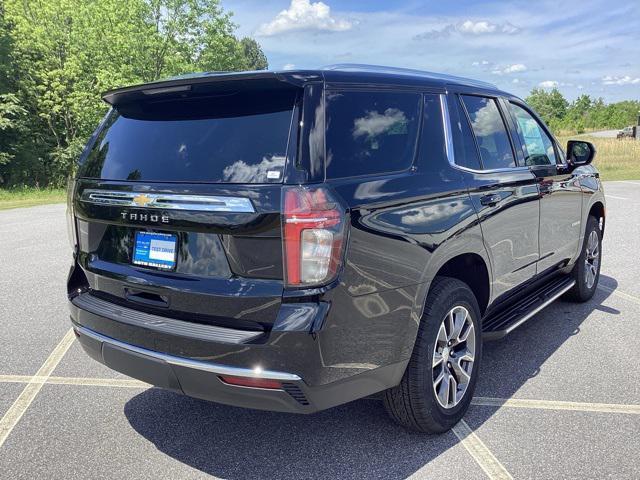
(1, 181, 639, 479)
(580, 129, 620, 138)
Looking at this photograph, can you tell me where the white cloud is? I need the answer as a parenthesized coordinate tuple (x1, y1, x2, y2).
(539, 80, 559, 88)
(417, 19, 520, 40)
(504, 63, 527, 73)
(282, 63, 296, 70)
(469, 102, 505, 136)
(256, 0, 352, 36)
(472, 60, 490, 67)
(222, 156, 286, 183)
(458, 20, 520, 35)
(459, 20, 496, 34)
(492, 63, 527, 75)
(352, 108, 407, 140)
(602, 75, 640, 85)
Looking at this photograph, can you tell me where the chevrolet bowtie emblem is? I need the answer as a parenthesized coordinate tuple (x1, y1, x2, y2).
(132, 194, 152, 207)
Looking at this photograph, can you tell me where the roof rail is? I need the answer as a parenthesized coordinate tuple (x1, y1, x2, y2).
(322, 63, 498, 89)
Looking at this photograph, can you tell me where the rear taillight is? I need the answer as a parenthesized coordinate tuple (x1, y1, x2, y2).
(282, 185, 347, 287)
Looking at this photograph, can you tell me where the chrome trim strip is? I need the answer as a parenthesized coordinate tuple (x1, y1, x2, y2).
(503, 280, 575, 334)
(440, 93, 456, 167)
(76, 325, 302, 382)
(81, 190, 255, 213)
(455, 165, 531, 174)
(285, 217, 330, 224)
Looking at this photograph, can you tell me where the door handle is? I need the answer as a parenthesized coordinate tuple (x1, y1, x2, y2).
(480, 194, 502, 206)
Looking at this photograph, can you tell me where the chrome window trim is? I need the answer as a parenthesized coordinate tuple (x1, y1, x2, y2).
(80, 190, 255, 213)
(439, 93, 456, 168)
(439, 93, 532, 175)
(76, 325, 302, 382)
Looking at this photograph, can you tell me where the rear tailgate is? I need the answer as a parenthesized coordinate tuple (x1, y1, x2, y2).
(71, 78, 301, 330)
(73, 181, 284, 329)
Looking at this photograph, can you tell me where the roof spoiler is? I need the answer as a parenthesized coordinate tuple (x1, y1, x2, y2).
(102, 70, 322, 106)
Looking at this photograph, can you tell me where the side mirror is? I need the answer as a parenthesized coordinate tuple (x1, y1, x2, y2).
(567, 140, 596, 167)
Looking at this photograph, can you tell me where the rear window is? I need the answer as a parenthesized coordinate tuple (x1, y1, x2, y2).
(325, 90, 421, 179)
(79, 91, 295, 183)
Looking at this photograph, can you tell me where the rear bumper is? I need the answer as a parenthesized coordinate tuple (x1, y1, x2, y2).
(69, 294, 409, 414)
(74, 324, 316, 413)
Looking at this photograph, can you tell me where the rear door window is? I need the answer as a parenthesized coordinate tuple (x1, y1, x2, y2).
(460, 95, 516, 170)
(79, 92, 296, 183)
(325, 90, 421, 178)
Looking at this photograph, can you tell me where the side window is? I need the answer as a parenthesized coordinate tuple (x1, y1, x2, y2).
(460, 95, 516, 170)
(508, 103, 557, 166)
(451, 98, 482, 170)
(325, 90, 421, 179)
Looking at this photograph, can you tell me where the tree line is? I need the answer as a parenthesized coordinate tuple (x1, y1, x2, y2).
(526, 88, 640, 135)
(0, 0, 267, 188)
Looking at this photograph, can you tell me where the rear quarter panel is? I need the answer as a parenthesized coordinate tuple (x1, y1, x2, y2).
(320, 101, 490, 373)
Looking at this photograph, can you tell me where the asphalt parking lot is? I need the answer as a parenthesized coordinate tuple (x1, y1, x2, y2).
(1, 181, 639, 479)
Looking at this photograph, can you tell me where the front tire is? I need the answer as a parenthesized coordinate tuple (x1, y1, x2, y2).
(383, 277, 482, 433)
(566, 215, 602, 302)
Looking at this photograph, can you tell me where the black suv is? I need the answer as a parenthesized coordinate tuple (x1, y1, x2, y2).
(67, 64, 605, 433)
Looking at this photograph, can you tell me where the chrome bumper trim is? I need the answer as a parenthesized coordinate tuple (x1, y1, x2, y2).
(80, 189, 255, 213)
(75, 325, 302, 382)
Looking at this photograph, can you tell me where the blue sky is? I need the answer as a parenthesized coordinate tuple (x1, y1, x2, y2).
(225, 0, 640, 102)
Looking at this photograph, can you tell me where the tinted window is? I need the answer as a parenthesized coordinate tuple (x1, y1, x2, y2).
(461, 95, 516, 170)
(326, 91, 421, 178)
(508, 103, 557, 166)
(417, 94, 450, 172)
(79, 93, 295, 183)
(452, 98, 482, 170)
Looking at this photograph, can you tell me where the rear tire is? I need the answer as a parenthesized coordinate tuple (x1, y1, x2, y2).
(565, 215, 602, 302)
(383, 277, 482, 433)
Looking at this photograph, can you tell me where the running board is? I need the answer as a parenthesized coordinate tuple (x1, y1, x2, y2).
(482, 276, 575, 340)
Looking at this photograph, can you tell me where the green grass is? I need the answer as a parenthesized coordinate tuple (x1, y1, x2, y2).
(557, 135, 640, 181)
(0, 187, 66, 210)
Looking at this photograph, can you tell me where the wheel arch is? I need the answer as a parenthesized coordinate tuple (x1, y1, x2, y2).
(431, 253, 491, 316)
(589, 200, 605, 234)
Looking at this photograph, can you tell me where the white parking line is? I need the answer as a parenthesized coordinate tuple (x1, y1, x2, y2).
(472, 397, 640, 415)
(617, 181, 640, 186)
(605, 194, 628, 200)
(452, 420, 513, 480)
(3, 374, 640, 416)
(598, 284, 640, 305)
(0, 329, 75, 448)
(0, 375, 149, 388)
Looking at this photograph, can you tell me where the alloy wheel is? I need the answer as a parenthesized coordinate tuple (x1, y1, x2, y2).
(432, 306, 476, 409)
(584, 230, 600, 289)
